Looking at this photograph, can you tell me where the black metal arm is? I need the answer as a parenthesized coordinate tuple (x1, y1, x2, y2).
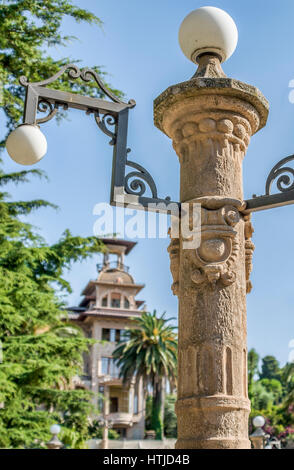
(244, 154, 294, 213)
(21, 64, 294, 216)
(20, 64, 174, 213)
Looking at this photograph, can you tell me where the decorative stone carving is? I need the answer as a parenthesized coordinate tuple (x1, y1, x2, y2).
(167, 227, 180, 296)
(173, 113, 251, 156)
(154, 69, 269, 449)
(244, 214, 255, 294)
(191, 204, 240, 286)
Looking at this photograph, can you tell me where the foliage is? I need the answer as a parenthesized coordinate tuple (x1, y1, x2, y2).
(283, 362, 294, 404)
(145, 394, 177, 439)
(0, 168, 105, 448)
(248, 349, 294, 447)
(144, 394, 152, 431)
(88, 420, 119, 441)
(260, 356, 281, 381)
(113, 311, 177, 440)
(0, 0, 123, 146)
(0, 0, 120, 449)
(163, 395, 177, 438)
(248, 348, 259, 399)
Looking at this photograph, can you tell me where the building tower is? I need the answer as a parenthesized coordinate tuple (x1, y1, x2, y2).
(69, 238, 146, 439)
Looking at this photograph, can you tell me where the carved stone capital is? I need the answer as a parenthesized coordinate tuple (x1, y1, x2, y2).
(154, 82, 269, 203)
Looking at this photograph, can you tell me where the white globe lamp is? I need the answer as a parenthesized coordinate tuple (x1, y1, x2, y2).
(6, 124, 47, 166)
(253, 415, 265, 429)
(178, 6, 238, 64)
(50, 424, 61, 436)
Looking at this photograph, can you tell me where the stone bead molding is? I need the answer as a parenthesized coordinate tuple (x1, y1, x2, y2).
(190, 204, 240, 286)
(172, 112, 251, 160)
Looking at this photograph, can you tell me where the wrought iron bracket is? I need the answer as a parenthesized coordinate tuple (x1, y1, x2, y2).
(244, 154, 294, 213)
(20, 64, 176, 213)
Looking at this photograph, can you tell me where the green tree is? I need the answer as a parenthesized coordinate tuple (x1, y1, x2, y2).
(259, 379, 283, 405)
(248, 348, 259, 399)
(260, 356, 281, 381)
(0, 169, 105, 448)
(248, 352, 294, 445)
(282, 362, 294, 406)
(163, 395, 177, 439)
(113, 311, 177, 440)
(251, 381, 275, 410)
(0, 0, 123, 449)
(0, 0, 122, 143)
(87, 421, 119, 442)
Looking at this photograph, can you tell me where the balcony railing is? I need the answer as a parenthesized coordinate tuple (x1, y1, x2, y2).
(97, 261, 130, 273)
(106, 412, 133, 426)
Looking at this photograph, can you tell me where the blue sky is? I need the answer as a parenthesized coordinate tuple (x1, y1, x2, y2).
(3, 0, 294, 366)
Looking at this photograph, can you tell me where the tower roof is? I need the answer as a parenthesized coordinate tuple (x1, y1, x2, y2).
(101, 238, 137, 255)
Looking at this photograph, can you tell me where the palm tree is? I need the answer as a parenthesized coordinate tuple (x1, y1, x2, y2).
(283, 362, 294, 406)
(112, 311, 177, 440)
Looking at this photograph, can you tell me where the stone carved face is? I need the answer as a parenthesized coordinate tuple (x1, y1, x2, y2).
(191, 205, 240, 286)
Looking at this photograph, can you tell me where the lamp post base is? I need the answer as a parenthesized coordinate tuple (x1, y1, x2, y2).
(176, 438, 251, 449)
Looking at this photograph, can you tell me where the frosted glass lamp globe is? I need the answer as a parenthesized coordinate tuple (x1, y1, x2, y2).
(178, 6, 238, 63)
(253, 416, 265, 428)
(50, 424, 61, 435)
(6, 124, 47, 165)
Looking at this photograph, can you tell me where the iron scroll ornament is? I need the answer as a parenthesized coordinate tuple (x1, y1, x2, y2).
(19, 64, 174, 213)
(265, 154, 294, 195)
(124, 149, 162, 199)
(19, 63, 136, 108)
(244, 154, 294, 213)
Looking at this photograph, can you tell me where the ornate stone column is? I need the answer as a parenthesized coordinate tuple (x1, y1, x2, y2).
(154, 54, 269, 449)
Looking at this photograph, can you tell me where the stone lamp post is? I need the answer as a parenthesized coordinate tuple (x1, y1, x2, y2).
(250, 416, 267, 449)
(5, 4, 276, 451)
(154, 7, 269, 449)
(46, 424, 63, 449)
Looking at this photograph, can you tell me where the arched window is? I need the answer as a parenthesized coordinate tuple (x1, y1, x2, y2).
(124, 297, 130, 309)
(111, 293, 121, 308)
(101, 296, 108, 307)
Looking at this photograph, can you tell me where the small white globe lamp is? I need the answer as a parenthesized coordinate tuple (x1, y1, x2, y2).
(250, 415, 266, 449)
(47, 423, 63, 449)
(179, 6, 238, 64)
(253, 415, 265, 429)
(6, 124, 47, 166)
(50, 423, 61, 436)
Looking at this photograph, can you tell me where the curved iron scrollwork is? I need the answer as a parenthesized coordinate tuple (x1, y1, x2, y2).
(125, 149, 158, 198)
(265, 154, 294, 195)
(36, 99, 59, 124)
(124, 150, 171, 202)
(94, 112, 117, 146)
(19, 63, 136, 108)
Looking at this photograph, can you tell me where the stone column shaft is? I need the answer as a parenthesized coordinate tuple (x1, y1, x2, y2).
(154, 62, 269, 449)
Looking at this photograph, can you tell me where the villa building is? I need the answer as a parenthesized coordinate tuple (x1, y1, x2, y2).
(68, 238, 146, 439)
